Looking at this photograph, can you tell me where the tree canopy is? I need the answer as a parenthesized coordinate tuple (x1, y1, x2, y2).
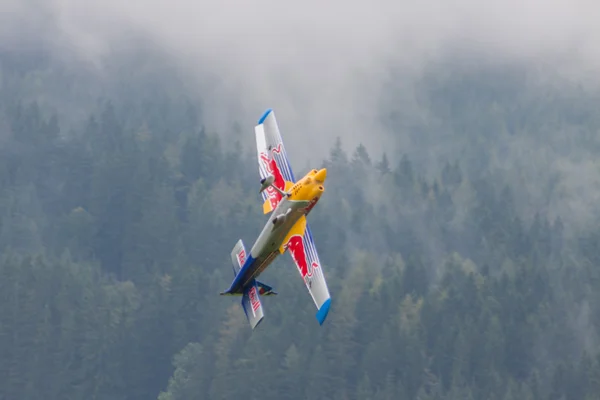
(0, 40, 599, 400)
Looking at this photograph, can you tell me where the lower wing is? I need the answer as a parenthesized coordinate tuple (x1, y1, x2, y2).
(281, 217, 332, 325)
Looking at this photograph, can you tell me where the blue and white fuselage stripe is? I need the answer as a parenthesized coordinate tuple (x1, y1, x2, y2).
(225, 254, 258, 294)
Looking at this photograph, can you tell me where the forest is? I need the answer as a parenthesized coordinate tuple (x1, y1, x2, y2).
(2, 15, 600, 400)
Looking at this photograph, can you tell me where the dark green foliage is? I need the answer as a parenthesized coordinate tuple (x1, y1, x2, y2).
(0, 47, 600, 400)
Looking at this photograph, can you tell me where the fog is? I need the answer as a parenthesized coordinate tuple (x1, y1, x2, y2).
(1, 3, 600, 396)
(3, 0, 600, 228)
(39, 0, 598, 162)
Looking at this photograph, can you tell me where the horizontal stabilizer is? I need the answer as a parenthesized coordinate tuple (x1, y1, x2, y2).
(242, 280, 264, 330)
(230, 239, 247, 276)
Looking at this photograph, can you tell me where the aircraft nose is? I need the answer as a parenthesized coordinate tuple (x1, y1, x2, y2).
(315, 168, 327, 183)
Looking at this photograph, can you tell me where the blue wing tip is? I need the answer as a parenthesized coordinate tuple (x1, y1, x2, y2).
(316, 298, 331, 325)
(258, 108, 273, 124)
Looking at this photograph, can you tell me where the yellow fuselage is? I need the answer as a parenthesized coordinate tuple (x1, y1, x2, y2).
(233, 168, 327, 291)
(287, 168, 327, 204)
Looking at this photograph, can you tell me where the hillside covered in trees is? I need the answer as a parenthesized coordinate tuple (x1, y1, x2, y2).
(2, 18, 600, 400)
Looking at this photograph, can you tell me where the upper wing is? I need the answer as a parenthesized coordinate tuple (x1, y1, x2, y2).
(255, 109, 296, 214)
(283, 220, 332, 325)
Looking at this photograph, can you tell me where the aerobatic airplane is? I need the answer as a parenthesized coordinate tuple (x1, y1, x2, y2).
(220, 108, 332, 330)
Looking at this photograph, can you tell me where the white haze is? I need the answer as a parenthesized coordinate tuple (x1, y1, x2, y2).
(5, 0, 600, 229)
(47, 0, 600, 163)
(5, 0, 600, 365)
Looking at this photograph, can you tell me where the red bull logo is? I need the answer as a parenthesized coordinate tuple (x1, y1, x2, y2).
(236, 249, 246, 267)
(287, 235, 319, 279)
(260, 145, 286, 210)
(248, 286, 260, 313)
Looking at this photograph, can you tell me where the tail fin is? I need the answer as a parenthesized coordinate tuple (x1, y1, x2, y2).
(226, 240, 272, 329)
(242, 280, 264, 329)
(230, 239, 247, 276)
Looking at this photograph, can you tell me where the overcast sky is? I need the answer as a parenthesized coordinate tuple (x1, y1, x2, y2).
(0, 0, 598, 172)
(30, 0, 594, 161)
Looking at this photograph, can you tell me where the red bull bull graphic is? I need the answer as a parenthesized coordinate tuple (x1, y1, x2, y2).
(260, 144, 286, 210)
(249, 286, 260, 313)
(287, 235, 319, 280)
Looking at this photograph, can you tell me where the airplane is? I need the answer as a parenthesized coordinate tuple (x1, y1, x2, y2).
(220, 108, 332, 330)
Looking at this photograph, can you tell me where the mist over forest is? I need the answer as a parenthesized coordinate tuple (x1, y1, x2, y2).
(1, 1, 600, 399)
